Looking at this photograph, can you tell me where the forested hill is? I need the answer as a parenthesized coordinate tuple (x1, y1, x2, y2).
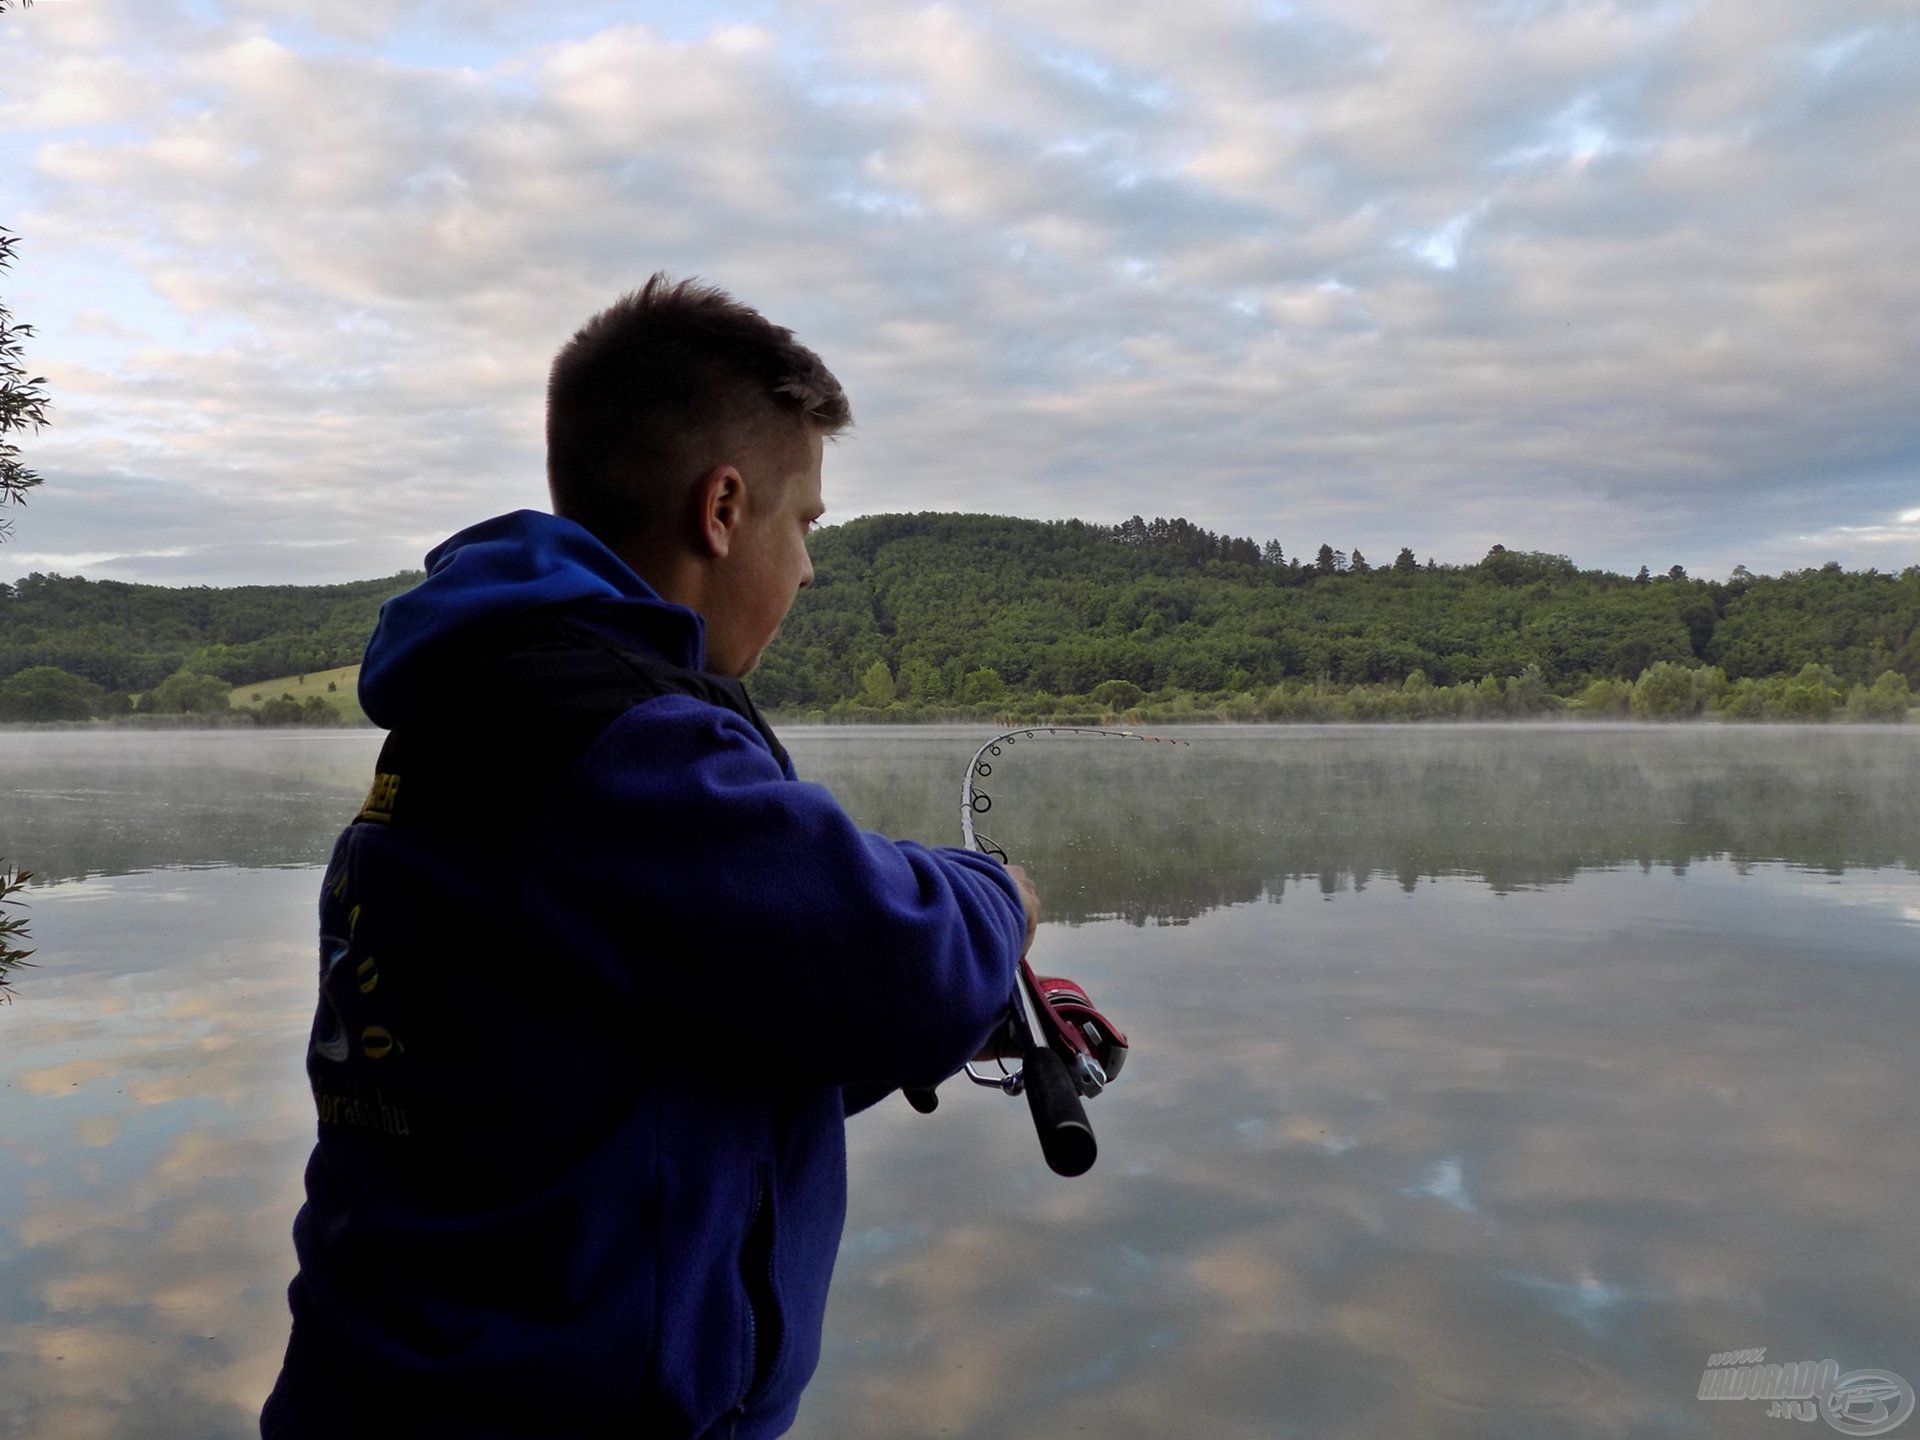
(747, 513, 1920, 709)
(0, 570, 421, 693)
(1, 513, 1917, 718)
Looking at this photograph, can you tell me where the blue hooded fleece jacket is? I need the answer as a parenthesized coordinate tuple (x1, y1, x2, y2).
(263, 510, 1026, 1440)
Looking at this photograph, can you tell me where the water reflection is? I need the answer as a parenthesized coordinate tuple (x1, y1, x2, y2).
(4, 725, 1919, 906)
(0, 869, 316, 1440)
(2, 728, 1917, 1439)
(0, 731, 381, 886)
(816, 871, 1920, 1439)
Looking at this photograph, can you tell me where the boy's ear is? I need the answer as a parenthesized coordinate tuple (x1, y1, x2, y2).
(693, 464, 745, 559)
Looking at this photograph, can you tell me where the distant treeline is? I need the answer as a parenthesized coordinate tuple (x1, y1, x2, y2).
(2, 513, 1917, 724)
(752, 514, 1917, 722)
(0, 569, 414, 692)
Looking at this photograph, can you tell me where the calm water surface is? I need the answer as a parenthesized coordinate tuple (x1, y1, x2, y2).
(1, 725, 1917, 1439)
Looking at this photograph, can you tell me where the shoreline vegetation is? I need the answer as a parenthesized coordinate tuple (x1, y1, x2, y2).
(2, 512, 1916, 729)
(0, 657, 1910, 729)
(767, 660, 1914, 726)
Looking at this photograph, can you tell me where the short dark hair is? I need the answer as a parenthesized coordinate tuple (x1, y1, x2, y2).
(546, 274, 851, 546)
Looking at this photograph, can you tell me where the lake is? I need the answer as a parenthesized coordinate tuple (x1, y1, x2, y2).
(2, 725, 1917, 1439)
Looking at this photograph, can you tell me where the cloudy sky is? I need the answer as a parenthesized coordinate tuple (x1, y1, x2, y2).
(2, 0, 1916, 586)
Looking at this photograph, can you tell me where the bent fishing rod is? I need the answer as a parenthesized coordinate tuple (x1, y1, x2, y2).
(903, 726, 1186, 1177)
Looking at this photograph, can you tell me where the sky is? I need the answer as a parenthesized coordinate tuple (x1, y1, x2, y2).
(1, 0, 1917, 587)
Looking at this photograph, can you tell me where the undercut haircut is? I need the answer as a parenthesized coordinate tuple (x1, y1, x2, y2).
(546, 274, 851, 548)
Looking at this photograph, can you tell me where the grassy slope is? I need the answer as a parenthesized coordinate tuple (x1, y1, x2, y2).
(229, 664, 367, 724)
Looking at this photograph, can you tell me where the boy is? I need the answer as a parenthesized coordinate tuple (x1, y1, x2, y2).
(261, 275, 1039, 1439)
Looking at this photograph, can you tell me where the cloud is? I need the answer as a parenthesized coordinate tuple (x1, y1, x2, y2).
(2, 0, 1917, 585)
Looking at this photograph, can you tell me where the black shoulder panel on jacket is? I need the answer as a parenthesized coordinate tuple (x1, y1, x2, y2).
(356, 608, 790, 831)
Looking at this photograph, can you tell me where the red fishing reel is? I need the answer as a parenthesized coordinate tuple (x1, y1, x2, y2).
(903, 962, 1128, 1178)
(984, 964, 1128, 1098)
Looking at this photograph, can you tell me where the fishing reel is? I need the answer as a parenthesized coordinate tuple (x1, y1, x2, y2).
(970, 966, 1129, 1100)
(903, 961, 1128, 1179)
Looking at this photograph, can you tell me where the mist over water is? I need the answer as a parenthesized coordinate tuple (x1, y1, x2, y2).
(2, 726, 1917, 1438)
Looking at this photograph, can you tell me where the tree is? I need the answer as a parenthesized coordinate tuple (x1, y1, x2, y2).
(1347, 548, 1370, 575)
(1504, 663, 1551, 714)
(1089, 678, 1144, 711)
(960, 666, 1006, 705)
(1844, 670, 1910, 721)
(1776, 662, 1842, 719)
(1633, 566, 1650, 585)
(1261, 540, 1284, 566)
(1, 862, 31, 1002)
(1714, 676, 1775, 720)
(137, 670, 232, 715)
(1314, 544, 1337, 576)
(0, 0, 48, 543)
(1574, 677, 1633, 716)
(0, 251, 48, 537)
(897, 657, 940, 702)
(856, 658, 895, 708)
(1630, 661, 1714, 718)
(1393, 547, 1417, 574)
(1667, 564, 1687, 581)
(256, 693, 342, 727)
(1472, 674, 1505, 715)
(0, 664, 107, 720)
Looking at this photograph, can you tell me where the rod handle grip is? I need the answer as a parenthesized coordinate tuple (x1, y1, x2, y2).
(1022, 1046, 1097, 1176)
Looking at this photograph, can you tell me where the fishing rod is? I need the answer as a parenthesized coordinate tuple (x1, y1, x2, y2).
(904, 725, 1186, 1177)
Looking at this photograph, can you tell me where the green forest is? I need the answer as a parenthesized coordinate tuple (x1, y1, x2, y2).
(0, 569, 413, 725)
(2, 512, 1916, 724)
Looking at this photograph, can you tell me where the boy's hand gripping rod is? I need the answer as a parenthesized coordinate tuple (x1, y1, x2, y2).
(902, 726, 1180, 1177)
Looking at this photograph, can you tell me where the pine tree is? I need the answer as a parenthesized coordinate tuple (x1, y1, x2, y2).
(1348, 548, 1370, 574)
(1394, 547, 1417, 574)
(1314, 544, 1337, 576)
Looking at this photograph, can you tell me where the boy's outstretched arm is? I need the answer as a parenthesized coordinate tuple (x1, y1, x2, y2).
(540, 695, 1035, 1091)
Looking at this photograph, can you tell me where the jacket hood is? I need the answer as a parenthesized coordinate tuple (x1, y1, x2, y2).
(359, 509, 705, 727)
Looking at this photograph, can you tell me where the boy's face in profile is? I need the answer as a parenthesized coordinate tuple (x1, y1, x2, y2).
(704, 424, 826, 678)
